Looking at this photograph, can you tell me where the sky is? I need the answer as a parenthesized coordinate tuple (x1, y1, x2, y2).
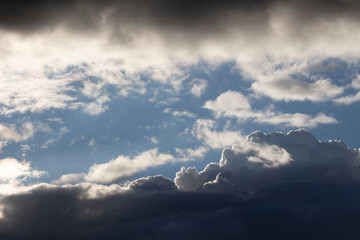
(1, 0, 360, 239)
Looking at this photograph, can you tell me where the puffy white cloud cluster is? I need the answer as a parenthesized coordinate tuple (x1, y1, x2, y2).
(204, 91, 337, 128)
(0, 158, 45, 195)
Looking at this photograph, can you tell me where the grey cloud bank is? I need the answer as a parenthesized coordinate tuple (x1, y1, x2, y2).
(1, 129, 360, 239)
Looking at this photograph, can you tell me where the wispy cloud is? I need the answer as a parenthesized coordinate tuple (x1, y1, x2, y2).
(191, 119, 244, 149)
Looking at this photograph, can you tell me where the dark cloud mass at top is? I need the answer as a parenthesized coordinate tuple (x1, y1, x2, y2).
(0, 0, 271, 33)
(1, 130, 360, 239)
(1, 0, 360, 38)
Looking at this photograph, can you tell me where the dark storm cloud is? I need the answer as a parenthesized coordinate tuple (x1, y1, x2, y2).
(2, 180, 360, 239)
(0, 0, 271, 34)
(2, 0, 360, 39)
(1, 129, 360, 239)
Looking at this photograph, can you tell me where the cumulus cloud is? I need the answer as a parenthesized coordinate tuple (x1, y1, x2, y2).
(204, 91, 337, 127)
(203, 91, 252, 118)
(128, 175, 177, 192)
(176, 129, 360, 191)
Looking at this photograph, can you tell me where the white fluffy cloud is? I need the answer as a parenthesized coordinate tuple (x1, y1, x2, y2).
(203, 91, 252, 119)
(203, 91, 337, 128)
(0, 158, 44, 181)
(85, 148, 175, 183)
(0, 158, 45, 195)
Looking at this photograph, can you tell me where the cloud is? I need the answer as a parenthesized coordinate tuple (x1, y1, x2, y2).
(82, 95, 110, 115)
(175, 146, 209, 161)
(164, 108, 196, 119)
(0, 124, 21, 141)
(0, 72, 76, 115)
(56, 145, 209, 185)
(128, 175, 177, 192)
(0, 129, 360, 238)
(190, 78, 208, 97)
(203, 90, 251, 118)
(52, 173, 86, 185)
(0, 121, 51, 143)
(46, 117, 64, 124)
(85, 148, 175, 183)
(252, 77, 345, 102)
(174, 137, 294, 191)
(1, 0, 360, 119)
(258, 112, 337, 128)
(144, 136, 159, 145)
(0, 158, 45, 192)
(334, 91, 360, 105)
(175, 129, 360, 191)
(88, 139, 95, 147)
(191, 119, 244, 148)
(203, 91, 337, 127)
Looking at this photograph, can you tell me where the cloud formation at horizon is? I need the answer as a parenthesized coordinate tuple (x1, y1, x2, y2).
(0, 129, 360, 239)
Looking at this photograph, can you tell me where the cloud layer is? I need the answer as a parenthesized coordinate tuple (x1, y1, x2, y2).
(1, 0, 360, 117)
(1, 129, 360, 238)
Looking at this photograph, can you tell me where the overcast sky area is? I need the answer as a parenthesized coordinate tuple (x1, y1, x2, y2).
(1, 0, 360, 239)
